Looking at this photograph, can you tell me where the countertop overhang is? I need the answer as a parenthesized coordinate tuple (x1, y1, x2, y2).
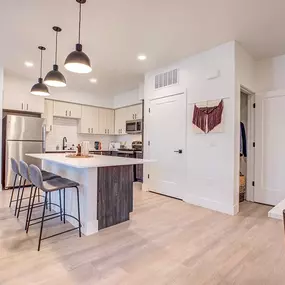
(26, 153, 152, 169)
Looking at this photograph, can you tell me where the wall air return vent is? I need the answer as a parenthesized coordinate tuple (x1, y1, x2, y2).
(154, 69, 178, 89)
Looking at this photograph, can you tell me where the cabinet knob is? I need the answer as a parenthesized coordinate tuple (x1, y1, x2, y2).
(69, 111, 71, 116)
(26, 104, 29, 111)
(22, 103, 24, 110)
(65, 110, 67, 116)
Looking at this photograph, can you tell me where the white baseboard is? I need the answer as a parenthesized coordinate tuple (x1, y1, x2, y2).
(142, 183, 149, 192)
(183, 194, 238, 215)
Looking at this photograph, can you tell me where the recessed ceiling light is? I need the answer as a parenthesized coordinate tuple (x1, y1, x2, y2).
(25, 61, 34, 67)
(89, 78, 97, 83)
(137, 54, 147, 61)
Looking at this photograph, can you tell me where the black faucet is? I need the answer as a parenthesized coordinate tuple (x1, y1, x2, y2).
(63, 137, 67, 150)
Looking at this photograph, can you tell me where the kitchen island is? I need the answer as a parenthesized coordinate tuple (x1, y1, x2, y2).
(26, 153, 150, 236)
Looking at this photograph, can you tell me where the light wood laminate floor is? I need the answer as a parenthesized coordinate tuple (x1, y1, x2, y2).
(0, 184, 284, 285)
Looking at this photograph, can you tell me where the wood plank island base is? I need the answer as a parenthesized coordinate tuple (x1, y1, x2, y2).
(26, 153, 151, 235)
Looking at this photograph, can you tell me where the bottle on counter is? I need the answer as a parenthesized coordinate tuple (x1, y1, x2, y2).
(94, 141, 101, 150)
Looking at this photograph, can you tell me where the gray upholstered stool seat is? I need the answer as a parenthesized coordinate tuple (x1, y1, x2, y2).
(41, 177, 80, 192)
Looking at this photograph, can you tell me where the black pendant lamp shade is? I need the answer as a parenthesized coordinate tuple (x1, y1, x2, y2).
(44, 26, 67, 87)
(31, 46, 50, 96)
(64, 0, 92, 74)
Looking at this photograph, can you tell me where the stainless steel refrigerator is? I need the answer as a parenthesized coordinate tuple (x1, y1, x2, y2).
(2, 115, 45, 189)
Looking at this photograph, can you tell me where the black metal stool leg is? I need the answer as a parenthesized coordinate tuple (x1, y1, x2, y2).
(9, 174, 17, 208)
(25, 185, 34, 230)
(63, 188, 66, 224)
(17, 179, 26, 218)
(38, 188, 40, 202)
(14, 176, 22, 216)
(49, 192, 52, 211)
(59, 190, 62, 221)
(76, 186, 82, 237)
(26, 187, 38, 234)
(38, 194, 48, 251)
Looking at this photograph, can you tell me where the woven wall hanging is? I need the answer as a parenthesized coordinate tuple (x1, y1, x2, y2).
(192, 99, 224, 133)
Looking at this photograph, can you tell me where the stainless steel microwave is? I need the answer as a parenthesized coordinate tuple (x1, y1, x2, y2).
(126, 119, 142, 134)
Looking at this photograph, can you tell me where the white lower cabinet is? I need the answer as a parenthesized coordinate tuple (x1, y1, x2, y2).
(78, 105, 99, 134)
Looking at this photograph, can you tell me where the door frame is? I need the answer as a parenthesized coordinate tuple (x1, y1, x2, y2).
(240, 85, 256, 202)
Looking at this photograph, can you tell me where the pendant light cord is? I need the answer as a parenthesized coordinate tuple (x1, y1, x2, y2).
(40, 49, 43, 78)
(78, 2, 82, 44)
(55, 30, 58, 65)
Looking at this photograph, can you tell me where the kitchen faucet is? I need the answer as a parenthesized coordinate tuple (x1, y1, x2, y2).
(63, 137, 67, 150)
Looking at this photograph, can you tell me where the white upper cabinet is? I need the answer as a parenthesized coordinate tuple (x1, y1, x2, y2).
(43, 100, 54, 132)
(3, 88, 44, 113)
(53, 101, 82, 119)
(114, 104, 142, 135)
(115, 108, 127, 135)
(98, 108, 114, 135)
(78, 105, 99, 134)
(126, 104, 142, 120)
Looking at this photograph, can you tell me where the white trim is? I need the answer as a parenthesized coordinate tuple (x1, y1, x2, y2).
(183, 194, 239, 215)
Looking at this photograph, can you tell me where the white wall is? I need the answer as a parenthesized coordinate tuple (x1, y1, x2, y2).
(113, 88, 141, 108)
(4, 71, 114, 108)
(144, 41, 238, 215)
(256, 54, 285, 92)
(45, 117, 116, 151)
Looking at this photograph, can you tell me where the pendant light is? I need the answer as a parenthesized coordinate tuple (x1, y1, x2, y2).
(64, 0, 92, 74)
(44, 26, 67, 87)
(31, 46, 50, 96)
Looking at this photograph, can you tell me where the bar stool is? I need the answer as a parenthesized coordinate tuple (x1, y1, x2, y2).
(17, 160, 61, 229)
(26, 164, 82, 251)
(9, 158, 60, 217)
(9, 158, 23, 216)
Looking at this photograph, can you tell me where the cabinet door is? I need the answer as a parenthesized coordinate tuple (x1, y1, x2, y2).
(53, 101, 70, 117)
(133, 104, 142, 120)
(115, 108, 127, 135)
(26, 95, 44, 113)
(115, 108, 124, 135)
(43, 100, 54, 132)
(69, 103, 82, 119)
(98, 108, 108, 134)
(79, 106, 98, 134)
(126, 105, 136, 121)
(91, 107, 99, 134)
(106, 109, 114, 134)
(78, 105, 91, 134)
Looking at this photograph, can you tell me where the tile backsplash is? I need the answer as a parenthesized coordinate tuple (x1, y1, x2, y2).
(46, 117, 142, 151)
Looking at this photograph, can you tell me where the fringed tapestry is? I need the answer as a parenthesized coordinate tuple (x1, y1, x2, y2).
(192, 100, 224, 133)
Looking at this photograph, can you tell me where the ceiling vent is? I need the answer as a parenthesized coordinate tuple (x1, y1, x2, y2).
(154, 69, 178, 89)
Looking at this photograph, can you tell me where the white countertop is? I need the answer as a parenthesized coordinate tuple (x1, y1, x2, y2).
(26, 153, 152, 169)
(45, 149, 111, 153)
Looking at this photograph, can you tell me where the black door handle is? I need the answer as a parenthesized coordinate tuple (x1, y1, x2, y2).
(174, 149, 183, 154)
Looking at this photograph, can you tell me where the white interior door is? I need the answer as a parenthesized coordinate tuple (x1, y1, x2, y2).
(255, 92, 285, 205)
(148, 93, 186, 199)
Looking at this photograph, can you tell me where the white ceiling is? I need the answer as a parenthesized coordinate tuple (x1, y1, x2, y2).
(1, 0, 285, 97)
